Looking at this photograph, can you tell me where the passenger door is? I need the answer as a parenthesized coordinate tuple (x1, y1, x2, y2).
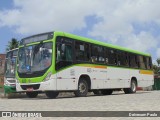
(56, 37, 76, 90)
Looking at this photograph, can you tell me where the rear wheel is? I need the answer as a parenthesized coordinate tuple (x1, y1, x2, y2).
(26, 92, 38, 98)
(45, 91, 59, 99)
(124, 80, 137, 94)
(101, 89, 113, 95)
(74, 79, 88, 97)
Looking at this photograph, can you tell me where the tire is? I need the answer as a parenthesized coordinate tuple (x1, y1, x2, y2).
(26, 92, 38, 98)
(45, 91, 59, 99)
(101, 89, 113, 95)
(124, 80, 137, 94)
(74, 79, 88, 97)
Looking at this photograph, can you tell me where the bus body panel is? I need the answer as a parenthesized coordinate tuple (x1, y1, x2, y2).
(16, 65, 154, 92)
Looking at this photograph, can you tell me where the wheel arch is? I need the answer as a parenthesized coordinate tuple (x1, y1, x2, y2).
(78, 74, 91, 90)
(131, 76, 138, 86)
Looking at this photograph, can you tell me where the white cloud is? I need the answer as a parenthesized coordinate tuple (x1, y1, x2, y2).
(123, 32, 157, 52)
(0, 0, 160, 59)
(88, 0, 160, 56)
(0, 0, 101, 34)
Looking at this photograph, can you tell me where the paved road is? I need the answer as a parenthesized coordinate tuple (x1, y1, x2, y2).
(0, 91, 160, 120)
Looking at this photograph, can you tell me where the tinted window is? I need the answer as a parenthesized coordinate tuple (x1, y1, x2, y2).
(91, 45, 105, 63)
(129, 54, 138, 68)
(56, 37, 73, 70)
(146, 57, 152, 70)
(75, 41, 90, 62)
(117, 51, 128, 66)
(107, 49, 117, 65)
(138, 55, 146, 69)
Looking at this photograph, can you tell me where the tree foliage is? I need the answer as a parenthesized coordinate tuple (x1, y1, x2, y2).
(6, 38, 19, 51)
(157, 58, 160, 67)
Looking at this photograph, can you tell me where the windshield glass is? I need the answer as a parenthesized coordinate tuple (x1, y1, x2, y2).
(5, 57, 17, 78)
(18, 42, 52, 73)
(5, 50, 18, 78)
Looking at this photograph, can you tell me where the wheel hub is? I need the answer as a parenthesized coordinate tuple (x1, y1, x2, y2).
(79, 83, 86, 93)
(132, 82, 136, 92)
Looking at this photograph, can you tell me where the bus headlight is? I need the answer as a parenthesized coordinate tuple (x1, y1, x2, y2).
(44, 72, 52, 82)
(4, 78, 9, 86)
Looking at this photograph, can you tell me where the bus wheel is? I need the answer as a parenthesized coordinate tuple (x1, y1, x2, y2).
(45, 91, 59, 99)
(26, 92, 38, 98)
(124, 80, 137, 94)
(74, 79, 88, 97)
(101, 89, 113, 95)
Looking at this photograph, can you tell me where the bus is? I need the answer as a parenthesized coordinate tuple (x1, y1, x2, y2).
(16, 31, 154, 98)
(4, 48, 18, 94)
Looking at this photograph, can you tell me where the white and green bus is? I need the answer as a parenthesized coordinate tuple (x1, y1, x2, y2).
(4, 48, 18, 94)
(16, 31, 154, 98)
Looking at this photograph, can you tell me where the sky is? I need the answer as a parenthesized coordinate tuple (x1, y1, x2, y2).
(0, 0, 160, 64)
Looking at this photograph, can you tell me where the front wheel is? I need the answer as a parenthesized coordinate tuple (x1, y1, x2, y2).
(124, 80, 137, 94)
(26, 92, 38, 98)
(45, 91, 59, 99)
(74, 79, 88, 97)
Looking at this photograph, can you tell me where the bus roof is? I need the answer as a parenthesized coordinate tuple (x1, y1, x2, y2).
(57, 31, 151, 57)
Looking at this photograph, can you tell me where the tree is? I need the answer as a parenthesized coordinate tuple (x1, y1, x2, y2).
(156, 58, 160, 67)
(6, 38, 19, 51)
(153, 64, 159, 74)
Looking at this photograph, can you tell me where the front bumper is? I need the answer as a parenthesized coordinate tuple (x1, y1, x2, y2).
(16, 78, 56, 92)
(4, 85, 16, 93)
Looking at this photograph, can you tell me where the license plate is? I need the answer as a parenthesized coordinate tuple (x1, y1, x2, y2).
(26, 87, 33, 91)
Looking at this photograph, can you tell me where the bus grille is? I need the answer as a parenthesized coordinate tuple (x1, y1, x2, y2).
(20, 84, 40, 90)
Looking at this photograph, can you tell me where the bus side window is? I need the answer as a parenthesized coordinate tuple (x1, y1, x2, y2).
(91, 45, 98, 63)
(65, 45, 72, 61)
(117, 51, 128, 67)
(97, 46, 105, 63)
(56, 43, 61, 62)
(149, 57, 152, 69)
(146, 57, 152, 70)
(75, 41, 90, 62)
(105, 48, 109, 64)
(108, 49, 117, 65)
(129, 54, 138, 68)
(138, 55, 146, 69)
(56, 37, 73, 70)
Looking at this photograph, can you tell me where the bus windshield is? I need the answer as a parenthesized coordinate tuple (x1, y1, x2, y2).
(5, 57, 17, 78)
(18, 42, 52, 74)
(5, 50, 18, 78)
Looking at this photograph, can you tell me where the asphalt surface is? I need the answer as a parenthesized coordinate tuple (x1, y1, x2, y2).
(0, 90, 160, 120)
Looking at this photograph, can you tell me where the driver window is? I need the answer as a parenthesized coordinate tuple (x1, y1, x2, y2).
(56, 37, 73, 70)
(56, 40, 73, 62)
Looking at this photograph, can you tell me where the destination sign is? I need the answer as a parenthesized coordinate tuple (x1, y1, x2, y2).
(20, 32, 53, 45)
